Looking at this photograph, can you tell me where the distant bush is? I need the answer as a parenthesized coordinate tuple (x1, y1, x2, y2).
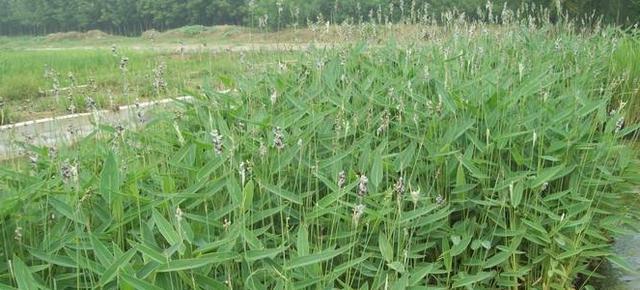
(179, 25, 207, 36)
(141, 29, 159, 40)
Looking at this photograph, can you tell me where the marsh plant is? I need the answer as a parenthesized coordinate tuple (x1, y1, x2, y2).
(1, 7, 640, 290)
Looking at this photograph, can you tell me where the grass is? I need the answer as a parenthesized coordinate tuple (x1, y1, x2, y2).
(0, 48, 295, 124)
(1, 9, 640, 290)
(611, 35, 640, 124)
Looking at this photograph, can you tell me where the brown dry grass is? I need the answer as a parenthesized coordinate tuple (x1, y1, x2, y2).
(45, 30, 110, 41)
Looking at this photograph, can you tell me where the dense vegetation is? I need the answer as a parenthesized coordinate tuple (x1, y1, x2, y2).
(1, 9, 640, 289)
(1, 0, 639, 35)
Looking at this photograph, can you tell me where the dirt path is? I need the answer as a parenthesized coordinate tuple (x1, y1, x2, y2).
(24, 42, 336, 54)
(0, 96, 191, 160)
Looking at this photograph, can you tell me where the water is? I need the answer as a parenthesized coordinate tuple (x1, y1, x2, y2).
(607, 234, 640, 289)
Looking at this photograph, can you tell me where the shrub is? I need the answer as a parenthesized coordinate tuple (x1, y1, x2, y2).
(141, 29, 159, 40)
(180, 25, 207, 36)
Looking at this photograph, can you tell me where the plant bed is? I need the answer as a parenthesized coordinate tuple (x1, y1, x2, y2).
(1, 24, 639, 290)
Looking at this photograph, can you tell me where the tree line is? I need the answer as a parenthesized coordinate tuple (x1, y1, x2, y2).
(1, 0, 638, 36)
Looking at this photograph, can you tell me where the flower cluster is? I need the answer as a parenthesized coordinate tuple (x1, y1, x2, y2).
(273, 127, 285, 151)
(338, 171, 346, 189)
(120, 57, 129, 72)
(60, 160, 78, 185)
(210, 129, 224, 155)
(358, 174, 368, 198)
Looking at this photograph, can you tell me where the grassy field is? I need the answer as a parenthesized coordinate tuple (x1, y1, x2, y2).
(0, 25, 328, 125)
(1, 12, 640, 290)
(0, 46, 301, 124)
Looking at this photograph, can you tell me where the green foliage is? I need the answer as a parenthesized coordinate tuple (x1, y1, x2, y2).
(1, 22, 640, 290)
(178, 25, 207, 36)
(611, 35, 640, 124)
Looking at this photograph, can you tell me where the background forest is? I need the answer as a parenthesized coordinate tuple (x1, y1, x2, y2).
(1, 0, 639, 35)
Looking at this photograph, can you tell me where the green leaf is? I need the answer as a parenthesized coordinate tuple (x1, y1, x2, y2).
(459, 156, 489, 179)
(391, 275, 409, 290)
(120, 272, 163, 290)
(285, 244, 351, 270)
(483, 250, 512, 269)
(332, 254, 369, 277)
(12, 255, 39, 290)
(98, 247, 137, 287)
(409, 263, 441, 286)
(435, 81, 457, 114)
(137, 243, 168, 264)
(529, 164, 566, 189)
(193, 274, 228, 289)
(450, 235, 472, 257)
(297, 224, 309, 257)
(242, 228, 264, 250)
(170, 143, 196, 166)
(157, 252, 237, 272)
(99, 152, 120, 203)
(49, 197, 83, 223)
(261, 182, 302, 205)
(510, 182, 523, 209)
(226, 175, 242, 206)
(314, 187, 349, 209)
(452, 271, 496, 288)
(90, 235, 114, 266)
(30, 249, 77, 268)
(387, 261, 406, 273)
(152, 209, 182, 247)
(456, 162, 466, 186)
(542, 189, 571, 202)
(413, 207, 452, 228)
(522, 218, 549, 236)
(195, 159, 223, 181)
(442, 238, 452, 272)
(607, 255, 637, 273)
(379, 233, 394, 263)
(370, 150, 383, 188)
(400, 204, 439, 225)
(0, 281, 17, 290)
(242, 180, 255, 211)
(556, 248, 584, 260)
(396, 142, 417, 171)
(245, 246, 287, 262)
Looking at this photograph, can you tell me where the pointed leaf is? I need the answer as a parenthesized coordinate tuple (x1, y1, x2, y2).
(452, 271, 496, 288)
(379, 233, 394, 263)
(152, 209, 182, 246)
(12, 255, 39, 290)
(261, 182, 302, 205)
(285, 244, 352, 270)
